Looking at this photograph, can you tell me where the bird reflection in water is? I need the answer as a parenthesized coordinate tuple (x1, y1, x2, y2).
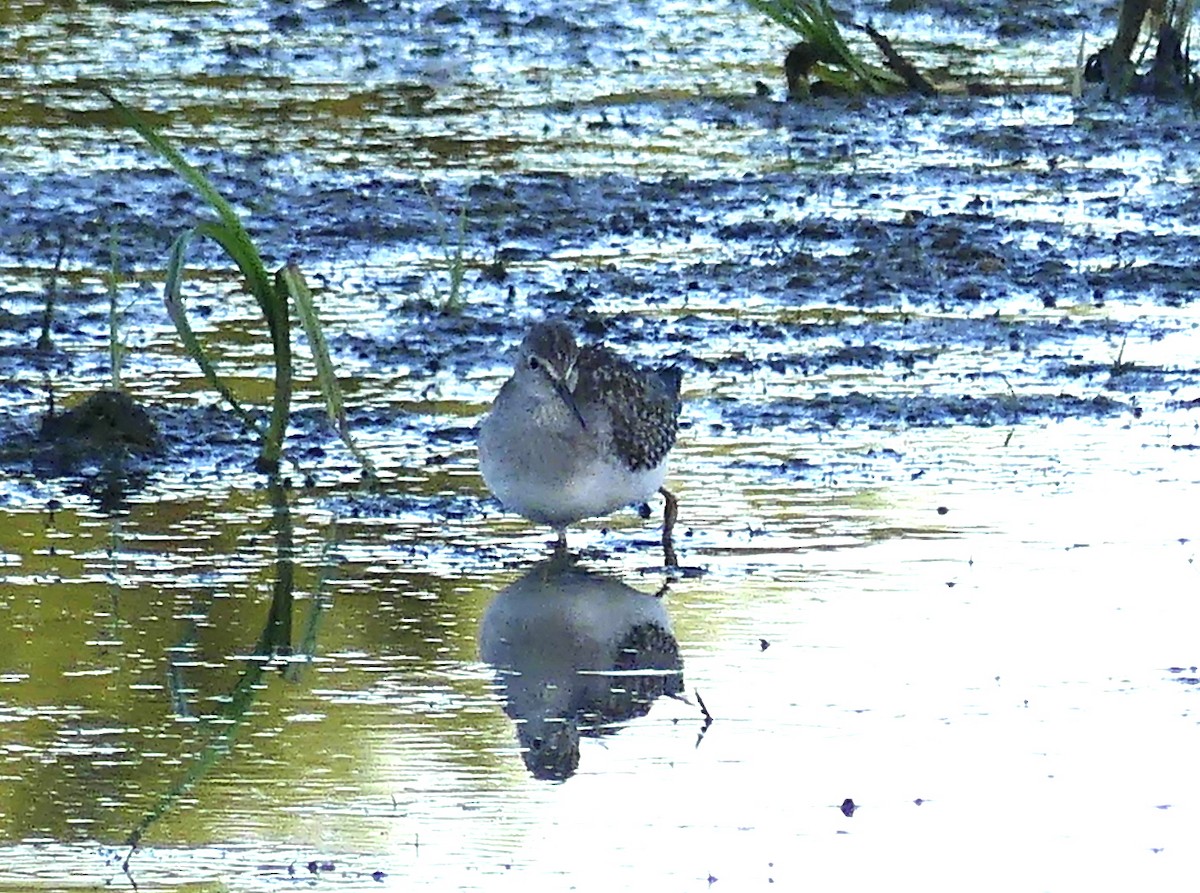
(479, 556, 684, 781)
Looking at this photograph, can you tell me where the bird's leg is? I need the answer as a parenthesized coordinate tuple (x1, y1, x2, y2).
(659, 486, 679, 568)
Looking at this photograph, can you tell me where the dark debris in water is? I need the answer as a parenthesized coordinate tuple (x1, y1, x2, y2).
(0, 388, 158, 475)
(0, 389, 163, 511)
(37, 388, 161, 458)
(0, 389, 260, 507)
(1167, 667, 1200, 686)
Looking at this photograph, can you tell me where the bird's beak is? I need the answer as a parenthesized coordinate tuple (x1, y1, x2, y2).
(552, 377, 587, 430)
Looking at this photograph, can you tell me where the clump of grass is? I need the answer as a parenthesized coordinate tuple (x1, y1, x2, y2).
(102, 90, 377, 481)
(745, 0, 903, 96)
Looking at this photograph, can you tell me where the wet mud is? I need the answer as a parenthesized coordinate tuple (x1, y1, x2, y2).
(6, 87, 1199, 507)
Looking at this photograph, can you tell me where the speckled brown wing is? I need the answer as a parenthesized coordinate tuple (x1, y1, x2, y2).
(575, 345, 681, 472)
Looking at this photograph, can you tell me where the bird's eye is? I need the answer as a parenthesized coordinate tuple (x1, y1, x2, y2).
(528, 356, 540, 371)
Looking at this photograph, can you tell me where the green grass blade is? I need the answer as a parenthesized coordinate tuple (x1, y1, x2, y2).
(102, 90, 243, 235)
(278, 263, 379, 483)
(745, 0, 899, 93)
(164, 229, 265, 437)
(193, 219, 291, 471)
(102, 91, 281, 328)
(104, 89, 289, 464)
(193, 219, 283, 345)
(106, 230, 124, 391)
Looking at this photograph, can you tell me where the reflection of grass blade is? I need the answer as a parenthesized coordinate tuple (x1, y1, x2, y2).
(278, 263, 379, 483)
(265, 474, 295, 649)
(288, 519, 338, 682)
(164, 229, 266, 437)
(126, 476, 298, 860)
(126, 655, 269, 855)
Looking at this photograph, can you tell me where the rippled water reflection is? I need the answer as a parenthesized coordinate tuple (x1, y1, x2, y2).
(4, 418, 1197, 890)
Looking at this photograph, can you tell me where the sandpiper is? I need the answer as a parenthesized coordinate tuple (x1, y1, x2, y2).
(478, 320, 682, 565)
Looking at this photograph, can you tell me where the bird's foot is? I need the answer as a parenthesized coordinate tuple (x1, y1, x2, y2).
(659, 486, 679, 569)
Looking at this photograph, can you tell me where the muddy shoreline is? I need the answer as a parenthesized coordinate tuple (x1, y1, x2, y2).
(6, 92, 1199, 500)
(4, 0, 1200, 505)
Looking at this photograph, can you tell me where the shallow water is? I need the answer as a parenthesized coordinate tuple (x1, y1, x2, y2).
(3, 0, 1200, 890)
(3, 424, 1199, 892)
